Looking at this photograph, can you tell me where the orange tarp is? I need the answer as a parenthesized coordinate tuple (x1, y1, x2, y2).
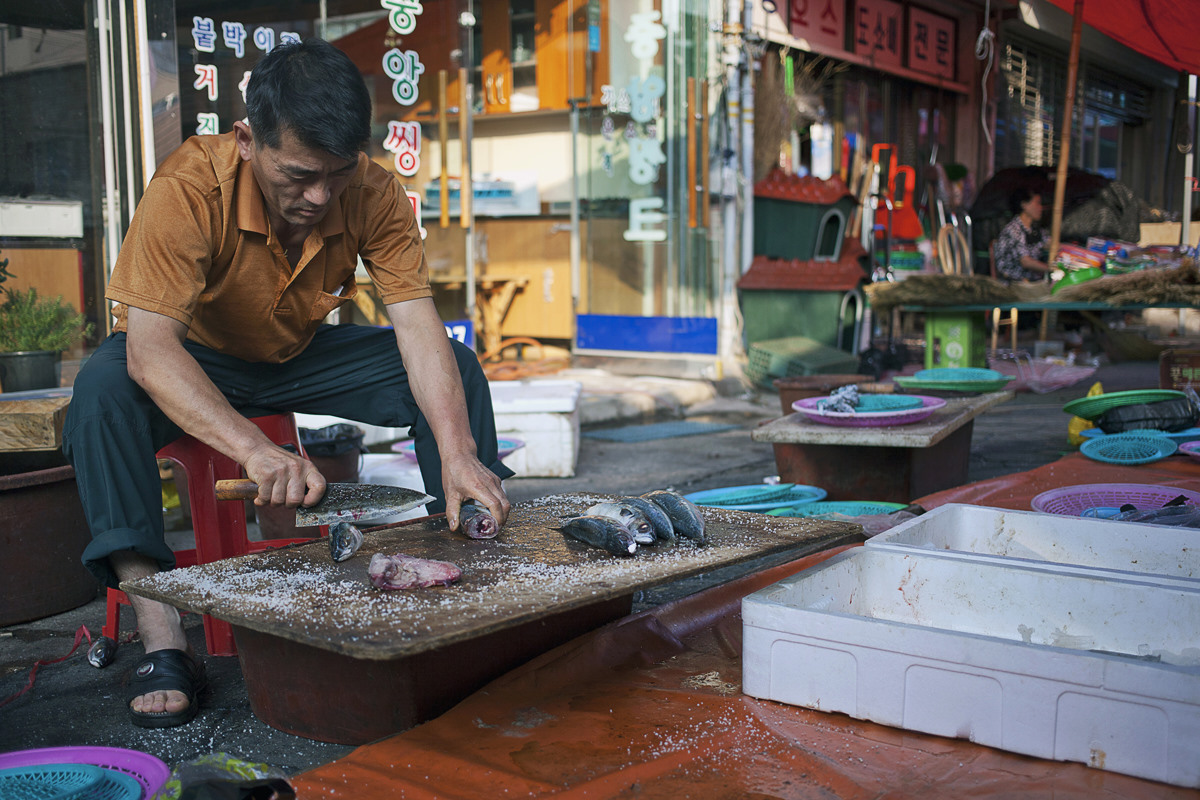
(294, 450, 1200, 799)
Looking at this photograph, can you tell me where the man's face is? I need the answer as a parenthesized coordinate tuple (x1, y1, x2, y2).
(234, 122, 358, 230)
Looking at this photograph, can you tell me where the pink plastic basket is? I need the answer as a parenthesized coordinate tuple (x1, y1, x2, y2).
(1180, 441, 1200, 463)
(0, 746, 170, 799)
(792, 395, 946, 427)
(1031, 483, 1200, 516)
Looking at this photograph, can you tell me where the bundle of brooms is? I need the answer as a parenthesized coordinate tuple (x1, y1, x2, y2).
(863, 274, 1050, 314)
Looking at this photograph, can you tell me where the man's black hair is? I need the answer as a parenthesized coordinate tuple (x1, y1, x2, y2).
(245, 38, 371, 160)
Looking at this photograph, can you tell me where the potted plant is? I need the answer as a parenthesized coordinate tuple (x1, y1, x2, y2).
(0, 253, 93, 393)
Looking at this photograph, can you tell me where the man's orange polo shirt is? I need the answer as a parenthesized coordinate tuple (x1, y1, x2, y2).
(106, 133, 430, 363)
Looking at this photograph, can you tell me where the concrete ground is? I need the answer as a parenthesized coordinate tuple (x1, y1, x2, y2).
(0, 355, 1170, 781)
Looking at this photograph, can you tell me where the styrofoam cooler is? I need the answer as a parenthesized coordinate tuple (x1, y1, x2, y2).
(488, 380, 582, 477)
(742, 547, 1200, 787)
(867, 503, 1200, 586)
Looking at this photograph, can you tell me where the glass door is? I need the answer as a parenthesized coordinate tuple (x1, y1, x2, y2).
(572, 0, 724, 363)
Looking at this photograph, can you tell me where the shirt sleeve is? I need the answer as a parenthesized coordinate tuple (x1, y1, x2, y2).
(356, 169, 431, 305)
(106, 176, 214, 326)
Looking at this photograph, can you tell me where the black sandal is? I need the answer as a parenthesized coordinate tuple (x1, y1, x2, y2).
(125, 649, 206, 728)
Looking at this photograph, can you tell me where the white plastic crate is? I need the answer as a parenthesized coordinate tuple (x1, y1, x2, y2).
(489, 380, 582, 477)
(742, 547, 1200, 787)
(868, 503, 1200, 586)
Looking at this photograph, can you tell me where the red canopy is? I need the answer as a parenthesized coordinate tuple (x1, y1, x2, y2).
(1044, 0, 1200, 75)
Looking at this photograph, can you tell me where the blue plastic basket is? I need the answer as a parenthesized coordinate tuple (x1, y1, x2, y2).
(1080, 431, 1178, 465)
(685, 484, 826, 511)
(0, 764, 108, 800)
(766, 500, 908, 518)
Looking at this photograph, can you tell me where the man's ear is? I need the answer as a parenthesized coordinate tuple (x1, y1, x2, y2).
(233, 121, 254, 161)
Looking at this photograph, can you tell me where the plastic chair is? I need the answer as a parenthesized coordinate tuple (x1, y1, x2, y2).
(100, 413, 326, 659)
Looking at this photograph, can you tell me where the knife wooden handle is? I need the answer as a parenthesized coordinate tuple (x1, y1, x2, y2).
(215, 478, 259, 501)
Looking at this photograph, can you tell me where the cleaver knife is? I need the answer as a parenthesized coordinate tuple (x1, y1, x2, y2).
(216, 479, 434, 526)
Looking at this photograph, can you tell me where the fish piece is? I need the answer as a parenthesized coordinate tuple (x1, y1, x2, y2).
(642, 490, 707, 544)
(87, 636, 118, 668)
(621, 495, 676, 543)
(459, 501, 499, 539)
(586, 500, 656, 544)
(559, 515, 638, 556)
(368, 552, 462, 590)
(329, 521, 365, 562)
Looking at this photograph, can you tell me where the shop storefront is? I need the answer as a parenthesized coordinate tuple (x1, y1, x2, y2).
(0, 0, 1189, 379)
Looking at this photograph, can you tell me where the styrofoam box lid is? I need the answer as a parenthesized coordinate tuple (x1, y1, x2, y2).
(868, 503, 1200, 585)
(489, 380, 583, 414)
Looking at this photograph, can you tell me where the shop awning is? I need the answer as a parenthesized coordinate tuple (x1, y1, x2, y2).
(1043, 0, 1200, 75)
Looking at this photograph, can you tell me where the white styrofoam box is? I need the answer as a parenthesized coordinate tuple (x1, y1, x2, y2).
(869, 503, 1200, 586)
(293, 413, 409, 448)
(0, 198, 84, 238)
(356, 453, 428, 524)
(488, 380, 583, 478)
(742, 547, 1200, 787)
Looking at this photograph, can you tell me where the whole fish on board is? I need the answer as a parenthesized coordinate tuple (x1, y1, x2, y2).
(368, 552, 462, 590)
(558, 515, 638, 557)
(620, 496, 676, 543)
(642, 490, 707, 544)
(586, 501, 656, 544)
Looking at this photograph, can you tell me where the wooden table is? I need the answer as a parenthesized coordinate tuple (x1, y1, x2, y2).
(751, 392, 1013, 503)
(122, 493, 861, 744)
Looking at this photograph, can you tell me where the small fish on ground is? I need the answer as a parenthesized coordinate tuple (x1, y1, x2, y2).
(642, 489, 707, 544)
(586, 500, 656, 544)
(559, 514, 638, 556)
(329, 521, 364, 562)
(459, 501, 499, 539)
(87, 636, 118, 668)
(368, 552, 463, 590)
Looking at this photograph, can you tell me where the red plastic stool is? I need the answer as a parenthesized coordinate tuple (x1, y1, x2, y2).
(100, 413, 326, 659)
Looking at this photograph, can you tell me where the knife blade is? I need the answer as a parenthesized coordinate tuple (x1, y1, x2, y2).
(215, 479, 434, 525)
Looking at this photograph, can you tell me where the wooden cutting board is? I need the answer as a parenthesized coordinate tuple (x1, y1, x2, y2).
(122, 493, 862, 661)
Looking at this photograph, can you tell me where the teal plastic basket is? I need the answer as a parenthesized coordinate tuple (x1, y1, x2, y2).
(912, 367, 1003, 382)
(0, 764, 110, 800)
(1080, 431, 1178, 465)
(852, 395, 924, 412)
(766, 500, 908, 517)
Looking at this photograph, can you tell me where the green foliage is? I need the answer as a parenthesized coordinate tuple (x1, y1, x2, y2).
(0, 285, 94, 352)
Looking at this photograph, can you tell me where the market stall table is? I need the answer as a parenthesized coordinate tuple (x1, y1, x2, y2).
(120, 493, 862, 745)
(752, 391, 1013, 503)
(291, 541, 1193, 799)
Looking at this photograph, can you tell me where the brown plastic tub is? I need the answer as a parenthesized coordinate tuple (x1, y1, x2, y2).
(0, 461, 98, 625)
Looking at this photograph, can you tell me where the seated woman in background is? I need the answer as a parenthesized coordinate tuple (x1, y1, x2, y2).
(993, 187, 1052, 283)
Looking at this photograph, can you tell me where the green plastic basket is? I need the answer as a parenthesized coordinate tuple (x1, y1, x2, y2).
(1062, 389, 1187, 421)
